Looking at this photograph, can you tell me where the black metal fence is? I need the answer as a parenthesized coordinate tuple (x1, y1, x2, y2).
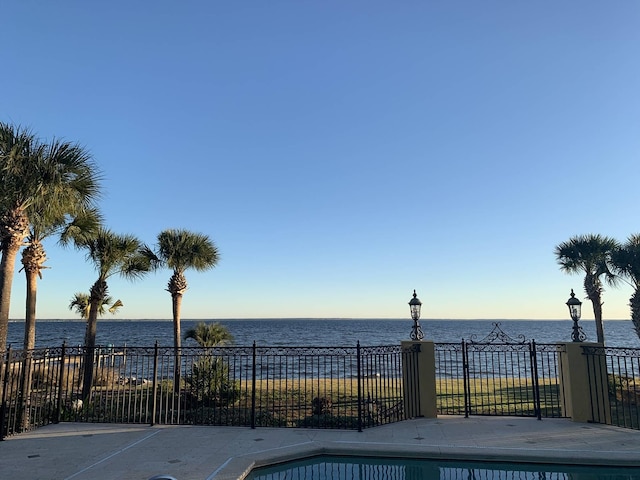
(1, 342, 406, 438)
(582, 345, 640, 430)
(435, 341, 566, 419)
(4, 337, 640, 439)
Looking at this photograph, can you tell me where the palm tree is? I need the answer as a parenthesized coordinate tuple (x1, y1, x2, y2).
(610, 234, 640, 340)
(1, 126, 102, 353)
(69, 228, 151, 401)
(69, 292, 124, 319)
(184, 322, 233, 348)
(555, 234, 620, 344)
(149, 229, 219, 391)
(0, 123, 40, 354)
(1, 125, 101, 407)
(20, 139, 102, 353)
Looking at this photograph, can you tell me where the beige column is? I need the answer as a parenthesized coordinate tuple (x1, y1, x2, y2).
(558, 342, 611, 423)
(401, 341, 437, 418)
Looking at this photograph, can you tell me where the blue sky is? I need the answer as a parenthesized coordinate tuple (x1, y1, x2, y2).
(2, 1, 639, 321)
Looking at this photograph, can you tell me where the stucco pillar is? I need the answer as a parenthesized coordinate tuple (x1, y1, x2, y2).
(558, 342, 611, 423)
(401, 341, 437, 418)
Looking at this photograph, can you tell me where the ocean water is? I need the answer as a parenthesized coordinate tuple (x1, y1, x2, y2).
(6, 318, 640, 349)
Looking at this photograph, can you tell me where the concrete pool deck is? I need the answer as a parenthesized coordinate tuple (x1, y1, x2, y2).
(1, 417, 639, 480)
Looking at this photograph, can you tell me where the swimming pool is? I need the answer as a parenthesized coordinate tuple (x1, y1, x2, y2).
(245, 455, 640, 480)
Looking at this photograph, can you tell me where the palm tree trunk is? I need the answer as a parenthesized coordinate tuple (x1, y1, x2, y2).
(82, 280, 106, 403)
(585, 275, 606, 344)
(18, 267, 38, 430)
(0, 239, 23, 400)
(0, 240, 22, 354)
(81, 302, 99, 403)
(172, 292, 183, 394)
(0, 208, 30, 354)
(591, 298, 605, 344)
(630, 291, 640, 341)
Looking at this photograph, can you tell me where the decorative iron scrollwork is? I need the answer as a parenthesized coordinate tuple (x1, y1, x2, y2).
(401, 343, 422, 354)
(469, 322, 526, 344)
(360, 345, 401, 355)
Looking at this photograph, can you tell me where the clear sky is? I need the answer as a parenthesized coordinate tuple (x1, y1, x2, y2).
(2, 1, 639, 321)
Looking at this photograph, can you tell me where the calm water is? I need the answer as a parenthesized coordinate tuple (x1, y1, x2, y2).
(246, 456, 640, 480)
(6, 318, 640, 349)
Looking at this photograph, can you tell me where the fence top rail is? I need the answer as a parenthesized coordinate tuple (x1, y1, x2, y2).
(581, 345, 640, 357)
(4, 343, 403, 358)
(0, 342, 578, 360)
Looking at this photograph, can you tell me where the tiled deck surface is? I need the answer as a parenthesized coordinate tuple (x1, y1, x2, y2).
(1, 416, 639, 480)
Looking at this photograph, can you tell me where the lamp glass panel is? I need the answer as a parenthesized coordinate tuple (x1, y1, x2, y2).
(569, 305, 581, 320)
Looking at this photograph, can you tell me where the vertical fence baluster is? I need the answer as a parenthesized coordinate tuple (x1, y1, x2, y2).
(357, 341, 362, 432)
(0, 345, 11, 440)
(530, 341, 541, 420)
(55, 343, 66, 424)
(251, 341, 256, 429)
(462, 340, 469, 418)
(151, 342, 158, 426)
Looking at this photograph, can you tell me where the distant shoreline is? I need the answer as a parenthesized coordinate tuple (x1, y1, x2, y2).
(8, 318, 628, 322)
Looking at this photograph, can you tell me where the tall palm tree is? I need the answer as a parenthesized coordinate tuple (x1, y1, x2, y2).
(149, 229, 219, 391)
(0, 123, 40, 354)
(69, 292, 123, 319)
(1, 127, 102, 351)
(69, 228, 151, 401)
(22, 208, 102, 349)
(20, 138, 102, 353)
(610, 234, 640, 340)
(18, 208, 101, 431)
(184, 322, 233, 348)
(555, 234, 620, 344)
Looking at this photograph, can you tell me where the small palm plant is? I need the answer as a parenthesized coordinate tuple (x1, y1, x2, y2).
(184, 322, 233, 348)
(183, 322, 238, 407)
(69, 293, 124, 320)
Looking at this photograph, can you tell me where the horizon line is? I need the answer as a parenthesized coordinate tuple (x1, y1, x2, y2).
(8, 317, 624, 322)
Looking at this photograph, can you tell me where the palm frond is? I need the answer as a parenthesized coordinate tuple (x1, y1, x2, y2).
(184, 322, 234, 347)
(555, 234, 620, 282)
(156, 228, 220, 273)
(108, 299, 123, 314)
(58, 208, 103, 246)
(611, 234, 640, 289)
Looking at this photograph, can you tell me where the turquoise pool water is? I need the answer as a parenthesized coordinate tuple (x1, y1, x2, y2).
(246, 456, 640, 479)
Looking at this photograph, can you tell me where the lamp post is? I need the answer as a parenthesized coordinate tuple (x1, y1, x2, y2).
(409, 289, 424, 340)
(566, 289, 586, 342)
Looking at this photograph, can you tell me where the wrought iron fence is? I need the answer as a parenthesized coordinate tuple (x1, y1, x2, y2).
(435, 330, 566, 419)
(1, 342, 406, 438)
(435, 341, 566, 418)
(6, 334, 639, 439)
(582, 345, 640, 430)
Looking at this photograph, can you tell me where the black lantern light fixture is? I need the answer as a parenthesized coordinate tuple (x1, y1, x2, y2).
(566, 289, 586, 342)
(409, 289, 424, 340)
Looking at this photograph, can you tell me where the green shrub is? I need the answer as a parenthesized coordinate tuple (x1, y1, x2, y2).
(184, 356, 240, 406)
